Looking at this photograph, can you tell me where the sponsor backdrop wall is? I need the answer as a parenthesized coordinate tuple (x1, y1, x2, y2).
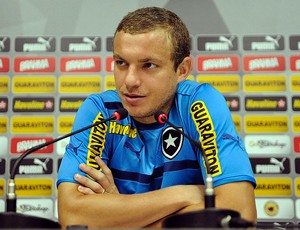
(0, 0, 300, 225)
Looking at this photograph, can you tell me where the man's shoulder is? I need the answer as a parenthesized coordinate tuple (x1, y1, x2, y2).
(178, 79, 199, 88)
(177, 80, 215, 96)
(175, 80, 225, 112)
(87, 90, 120, 102)
(84, 90, 123, 110)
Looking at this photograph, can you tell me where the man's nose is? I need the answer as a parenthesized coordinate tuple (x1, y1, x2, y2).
(125, 66, 141, 87)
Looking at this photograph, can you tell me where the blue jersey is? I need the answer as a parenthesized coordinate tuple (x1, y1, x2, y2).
(57, 80, 255, 194)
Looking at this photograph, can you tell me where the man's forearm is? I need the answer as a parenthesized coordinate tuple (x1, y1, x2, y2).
(58, 183, 204, 228)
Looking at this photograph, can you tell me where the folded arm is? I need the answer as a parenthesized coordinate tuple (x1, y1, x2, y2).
(58, 157, 256, 228)
(57, 157, 204, 228)
(174, 181, 257, 223)
(146, 181, 256, 228)
(58, 183, 204, 228)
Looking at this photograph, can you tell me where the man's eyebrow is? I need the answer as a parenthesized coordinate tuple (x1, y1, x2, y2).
(113, 54, 161, 63)
(139, 55, 164, 63)
(113, 54, 123, 59)
(139, 58, 153, 62)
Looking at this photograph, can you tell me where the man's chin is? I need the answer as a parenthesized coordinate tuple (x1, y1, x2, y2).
(127, 109, 157, 123)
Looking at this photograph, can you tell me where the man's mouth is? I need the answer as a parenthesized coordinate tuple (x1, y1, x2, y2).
(124, 93, 143, 98)
(123, 93, 145, 104)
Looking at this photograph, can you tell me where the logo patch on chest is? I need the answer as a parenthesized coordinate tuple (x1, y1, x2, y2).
(162, 126, 184, 159)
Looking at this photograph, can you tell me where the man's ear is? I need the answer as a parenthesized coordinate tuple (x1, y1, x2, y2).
(176, 56, 193, 82)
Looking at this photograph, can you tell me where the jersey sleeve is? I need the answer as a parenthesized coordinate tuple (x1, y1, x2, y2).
(188, 83, 256, 188)
(57, 93, 111, 187)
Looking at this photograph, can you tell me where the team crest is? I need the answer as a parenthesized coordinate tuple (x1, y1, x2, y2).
(162, 126, 184, 159)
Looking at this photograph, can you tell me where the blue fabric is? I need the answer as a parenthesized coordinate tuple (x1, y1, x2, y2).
(57, 80, 256, 194)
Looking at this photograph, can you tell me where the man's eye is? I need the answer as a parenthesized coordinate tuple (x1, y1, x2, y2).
(115, 60, 126, 67)
(143, 63, 156, 69)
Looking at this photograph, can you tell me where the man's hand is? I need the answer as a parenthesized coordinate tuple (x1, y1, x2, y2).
(74, 156, 119, 195)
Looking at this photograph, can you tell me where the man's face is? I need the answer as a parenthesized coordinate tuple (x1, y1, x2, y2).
(113, 30, 182, 124)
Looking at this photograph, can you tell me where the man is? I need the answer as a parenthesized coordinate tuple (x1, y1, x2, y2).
(57, 6, 256, 228)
